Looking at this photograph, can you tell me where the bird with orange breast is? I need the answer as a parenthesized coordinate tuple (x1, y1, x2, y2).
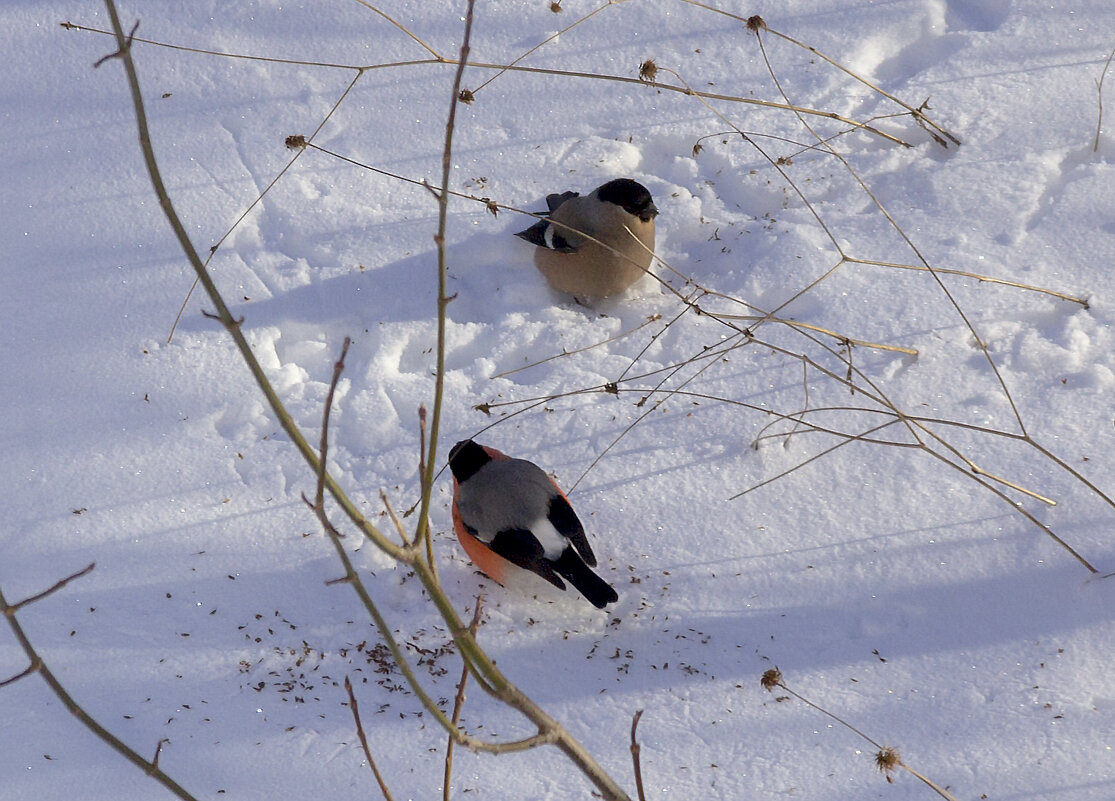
(448, 439, 618, 609)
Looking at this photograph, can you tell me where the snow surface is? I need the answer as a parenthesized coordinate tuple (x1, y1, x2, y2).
(4, 1, 1115, 799)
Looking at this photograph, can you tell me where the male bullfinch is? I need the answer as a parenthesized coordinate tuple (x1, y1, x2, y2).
(514, 178, 658, 301)
(448, 439, 619, 609)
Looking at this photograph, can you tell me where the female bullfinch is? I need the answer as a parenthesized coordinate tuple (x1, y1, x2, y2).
(448, 439, 619, 609)
(514, 178, 658, 301)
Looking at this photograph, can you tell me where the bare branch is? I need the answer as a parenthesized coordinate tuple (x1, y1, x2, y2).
(345, 676, 397, 801)
(411, 0, 476, 556)
(630, 709, 647, 801)
(443, 597, 484, 801)
(1096, 43, 1115, 152)
(92, 17, 138, 68)
(350, 0, 443, 61)
(316, 337, 351, 512)
(0, 661, 40, 688)
(64, 23, 919, 146)
(6, 562, 94, 614)
(380, 491, 413, 547)
(414, 405, 438, 576)
(762, 669, 958, 800)
(151, 738, 170, 772)
(1, 566, 195, 801)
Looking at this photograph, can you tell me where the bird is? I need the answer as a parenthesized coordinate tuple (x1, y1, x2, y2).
(514, 178, 658, 301)
(448, 439, 619, 609)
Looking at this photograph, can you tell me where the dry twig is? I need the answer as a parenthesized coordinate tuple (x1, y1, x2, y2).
(345, 676, 397, 801)
(762, 668, 958, 800)
(1, 559, 197, 800)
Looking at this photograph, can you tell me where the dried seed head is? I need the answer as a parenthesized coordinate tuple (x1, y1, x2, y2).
(692, 142, 704, 157)
(875, 746, 901, 780)
(458, 89, 476, 104)
(284, 134, 307, 150)
(639, 59, 658, 82)
(550, 1, 562, 11)
(760, 667, 783, 691)
(746, 15, 767, 33)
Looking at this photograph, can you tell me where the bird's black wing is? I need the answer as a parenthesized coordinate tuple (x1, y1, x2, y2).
(548, 495, 595, 567)
(545, 190, 579, 212)
(515, 191, 581, 250)
(514, 218, 577, 253)
(489, 528, 566, 590)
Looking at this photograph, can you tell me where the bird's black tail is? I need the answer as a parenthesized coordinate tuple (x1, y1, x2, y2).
(554, 549, 618, 609)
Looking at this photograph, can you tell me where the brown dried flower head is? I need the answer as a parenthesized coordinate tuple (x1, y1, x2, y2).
(760, 667, 783, 691)
(875, 746, 901, 782)
(639, 59, 658, 82)
(284, 134, 307, 150)
(458, 89, 476, 104)
(746, 15, 767, 33)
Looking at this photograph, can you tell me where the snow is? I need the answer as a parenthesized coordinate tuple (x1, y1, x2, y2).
(4, 1, 1115, 799)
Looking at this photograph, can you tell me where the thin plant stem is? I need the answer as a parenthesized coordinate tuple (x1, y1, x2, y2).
(345, 676, 397, 801)
(5, 562, 95, 613)
(316, 337, 351, 511)
(763, 669, 959, 801)
(60, 23, 914, 146)
(168, 71, 364, 342)
(470, 0, 616, 95)
(844, 256, 1088, 307)
(443, 597, 484, 801)
(630, 709, 648, 801)
(490, 315, 664, 379)
(1, 562, 199, 801)
(412, 0, 476, 555)
(349, 0, 444, 60)
(1095, 43, 1115, 152)
(751, 29, 1028, 435)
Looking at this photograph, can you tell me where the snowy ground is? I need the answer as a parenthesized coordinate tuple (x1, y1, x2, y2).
(3, 1, 1115, 799)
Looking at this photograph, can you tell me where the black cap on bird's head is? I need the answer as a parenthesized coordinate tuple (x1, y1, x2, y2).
(596, 178, 658, 222)
(448, 439, 493, 483)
